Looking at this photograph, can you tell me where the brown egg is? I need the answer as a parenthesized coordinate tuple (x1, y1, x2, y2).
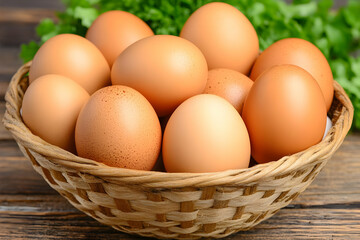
(250, 38, 334, 111)
(243, 65, 327, 164)
(29, 34, 110, 95)
(180, 2, 259, 75)
(163, 94, 250, 173)
(22, 74, 90, 153)
(111, 35, 208, 117)
(86, 10, 154, 67)
(204, 68, 253, 114)
(75, 85, 161, 170)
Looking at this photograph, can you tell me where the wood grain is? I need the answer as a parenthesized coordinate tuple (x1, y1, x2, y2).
(0, 47, 21, 101)
(0, 8, 57, 23)
(0, 0, 64, 10)
(0, 102, 13, 140)
(0, 82, 8, 102)
(292, 135, 360, 206)
(233, 208, 360, 239)
(0, 8, 57, 46)
(0, 47, 22, 101)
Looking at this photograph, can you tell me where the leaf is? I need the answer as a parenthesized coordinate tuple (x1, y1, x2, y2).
(353, 98, 360, 129)
(73, 6, 99, 28)
(331, 59, 351, 79)
(36, 18, 56, 36)
(343, 0, 360, 28)
(350, 57, 360, 77)
(61, 0, 92, 8)
(308, 17, 324, 39)
(20, 41, 40, 63)
(314, 38, 330, 58)
(318, 0, 333, 16)
(325, 24, 351, 57)
(287, 2, 317, 18)
(337, 77, 360, 98)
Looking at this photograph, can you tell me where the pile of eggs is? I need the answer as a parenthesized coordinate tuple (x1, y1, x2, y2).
(22, 2, 334, 173)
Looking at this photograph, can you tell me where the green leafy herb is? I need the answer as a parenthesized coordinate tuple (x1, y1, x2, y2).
(20, 0, 360, 129)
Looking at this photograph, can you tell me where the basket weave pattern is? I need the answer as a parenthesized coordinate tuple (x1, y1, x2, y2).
(3, 62, 354, 239)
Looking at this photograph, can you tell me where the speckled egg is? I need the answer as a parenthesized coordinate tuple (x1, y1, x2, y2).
(75, 85, 161, 170)
(204, 68, 253, 114)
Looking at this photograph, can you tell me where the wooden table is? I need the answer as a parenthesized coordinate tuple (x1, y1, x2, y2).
(1, 0, 359, 239)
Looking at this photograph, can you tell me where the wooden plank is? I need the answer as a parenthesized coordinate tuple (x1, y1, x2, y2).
(0, 8, 57, 46)
(0, 0, 64, 10)
(0, 102, 13, 140)
(1, 208, 357, 239)
(0, 141, 56, 195)
(0, 8, 58, 23)
(0, 22, 39, 46)
(291, 134, 360, 206)
(0, 82, 9, 101)
(0, 216, 135, 240)
(236, 208, 360, 239)
(0, 47, 22, 76)
(0, 195, 76, 212)
(0, 47, 23, 101)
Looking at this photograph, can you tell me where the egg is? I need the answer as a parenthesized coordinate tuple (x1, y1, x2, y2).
(203, 68, 253, 114)
(180, 2, 259, 75)
(75, 85, 161, 170)
(86, 10, 154, 66)
(242, 65, 327, 164)
(250, 38, 334, 111)
(111, 35, 208, 117)
(22, 74, 90, 153)
(29, 34, 110, 95)
(163, 94, 250, 173)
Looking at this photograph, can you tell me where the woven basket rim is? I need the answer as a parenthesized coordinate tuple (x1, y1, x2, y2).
(2, 61, 354, 188)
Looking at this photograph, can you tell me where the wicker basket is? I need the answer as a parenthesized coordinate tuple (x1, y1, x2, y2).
(3, 62, 354, 239)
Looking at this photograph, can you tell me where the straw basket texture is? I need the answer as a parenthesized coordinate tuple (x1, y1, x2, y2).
(3, 62, 354, 239)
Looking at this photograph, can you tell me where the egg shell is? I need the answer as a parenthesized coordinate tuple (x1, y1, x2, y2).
(323, 116, 332, 140)
(250, 38, 334, 111)
(180, 2, 259, 74)
(86, 10, 154, 67)
(243, 65, 327, 164)
(111, 35, 208, 117)
(204, 68, 253, 114)
(22, 74, 90, 153)
(29, 34, 110, 95)
(163, 94, 250, 173)
(75, 85, 162, 170)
